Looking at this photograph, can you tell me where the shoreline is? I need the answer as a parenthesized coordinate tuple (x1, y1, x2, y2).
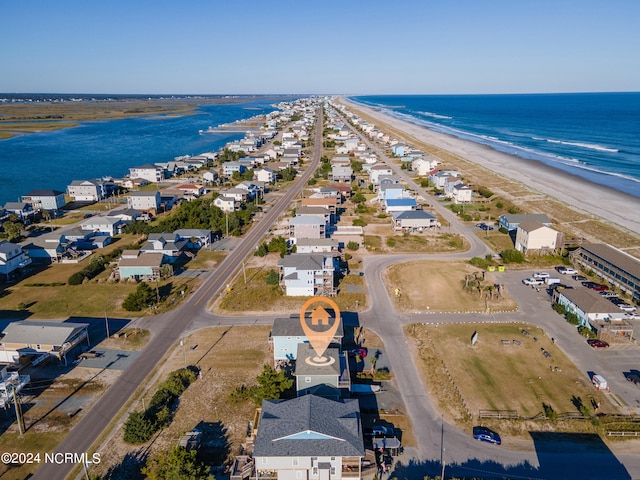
(341, 97, 640, 238)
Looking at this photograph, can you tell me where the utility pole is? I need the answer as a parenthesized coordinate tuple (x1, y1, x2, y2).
(242, 261, 247, 284)
(12, 383, 25, 435)
(180, 337, 186, 369)
(105, 305, 110, 339)
(440, 415, 446, 480)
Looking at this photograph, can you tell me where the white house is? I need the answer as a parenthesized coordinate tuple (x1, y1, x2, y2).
(515, 221, 561, 255)
(254, 167, 276, 183)
(0, 241, 31, 280)
(127, 191, 161, 212)
(213, 196, 237, 213)
(67, 179, 108, 202)
(129, 164, 164, 183)
(21, 190, 67, 211)
(451, 184, 473, 204)
(278, 254, 336, 297)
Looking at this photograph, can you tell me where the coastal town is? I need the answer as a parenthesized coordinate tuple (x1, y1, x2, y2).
(1, 96, 639, 480)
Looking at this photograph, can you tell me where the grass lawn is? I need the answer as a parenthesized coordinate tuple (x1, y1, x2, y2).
(385, 260, 517, 312)
(0, 432, 63, 479)
(407, 323, 614, 435)
(186, 250, 227, 269)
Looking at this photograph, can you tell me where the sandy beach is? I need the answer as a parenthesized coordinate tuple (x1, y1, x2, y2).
(341, 98, 640, 239)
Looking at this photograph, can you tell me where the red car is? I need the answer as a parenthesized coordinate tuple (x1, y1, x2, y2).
(348, 348, 367, 358)
(587, 339, 609, 348)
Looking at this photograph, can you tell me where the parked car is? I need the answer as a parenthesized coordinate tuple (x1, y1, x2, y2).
(348, 348, 367, 359)
(556, 266, 578, 275)
(533, 272, 550, 279)
(472, 426, 501, 445)
(599, 291, 618, 298)
(617, 303, 637, 312)
(587, 339, 609, 348)
(522, 277, 544, 286)
(365, 425, 395, 437)
(582, 281, 609, 291)
(572, 275, 588, 282)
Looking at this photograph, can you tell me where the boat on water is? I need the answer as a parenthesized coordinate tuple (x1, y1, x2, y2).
(199, 126, 216, 134)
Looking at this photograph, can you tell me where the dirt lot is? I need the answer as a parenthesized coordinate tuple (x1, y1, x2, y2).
(407, 322, 614, 436)
(385, 260, 518, 313)
(94, 326, 272, 477)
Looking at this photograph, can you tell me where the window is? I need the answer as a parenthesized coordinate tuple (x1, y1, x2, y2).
(330, 467, 336, 475)
(296, 472, 302, 479)
(312, 467, 318, 476)
(262, 458, 268, 465)
(305, 376, 312, 383)
(292, 458, 299, 466)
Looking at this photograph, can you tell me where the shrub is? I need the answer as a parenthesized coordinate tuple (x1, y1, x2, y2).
(352, 217, 367, 227)
(123, 411, 157, 444)
(566, 312, 580, 325)
(477, 187, 494, 198)
(347, 241, 359, 251)
(344, 253, 352, 261)
(265, 269, 279, 285)
(386, 237, 396, 247)
(496, 201, 504, 209)
(552, 303, 566, 315)
(500, 249, 525, 264)
(68, 272, 86, 285)
(470, 257, 492, 269)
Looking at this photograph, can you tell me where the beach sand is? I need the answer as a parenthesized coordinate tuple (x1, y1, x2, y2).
(341, 98, 640, 239)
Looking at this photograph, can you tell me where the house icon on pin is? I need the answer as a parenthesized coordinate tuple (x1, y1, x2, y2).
(310, 306, 330, 326)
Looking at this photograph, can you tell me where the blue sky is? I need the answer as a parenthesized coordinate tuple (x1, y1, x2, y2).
(2, 0, 639, 94)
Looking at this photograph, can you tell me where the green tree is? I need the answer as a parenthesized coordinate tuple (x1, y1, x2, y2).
(500, 249, 526, 264)
(265, 269, 279, 285)
(347, 241, 359, 251)
(254, 242, 269, 257)
(123, 411, 157, 444)
(3, 220, 23, 242)
(122, 282, 157, 311)
(249, 364, 293, 405)
(142, 446, 212, 480)
(351, 192, 366, 203)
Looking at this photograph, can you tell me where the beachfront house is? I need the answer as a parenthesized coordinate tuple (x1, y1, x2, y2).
(0, 241, 32, 281)
(127, 191, 161, 213)
(498, 213, 552, 232)
(21, 189, 67, 211)
(253, 395, 364, 480)
(451, 184, 473, 204)
(129, 164, 164, 183)
(515, 221, 561, 255)
(278, 254, 337, 297)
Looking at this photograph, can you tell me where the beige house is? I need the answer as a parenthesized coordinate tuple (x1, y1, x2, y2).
(515, 221, 560, 255)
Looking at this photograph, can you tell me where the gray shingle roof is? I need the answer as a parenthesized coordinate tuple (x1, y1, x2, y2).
(272, 316, 344, 338)
(1, 321, 89, 346)
(253, 395, 364, 457)
(559, 288, 620, 314)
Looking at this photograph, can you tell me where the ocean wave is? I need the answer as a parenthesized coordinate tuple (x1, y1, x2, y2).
(532, 137, 619, 153)
(416, 111, 452, 120)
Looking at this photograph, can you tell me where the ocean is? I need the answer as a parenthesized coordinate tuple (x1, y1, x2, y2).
(350, 93, 640, 199)
(0, 96, 291, 207)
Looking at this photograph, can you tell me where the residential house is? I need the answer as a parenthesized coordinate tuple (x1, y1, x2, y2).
(300, 197, 337, 216)
(21, 189, 66, 211)
(110, 208, 143, 222)
(429, 171, 460, 189)
(411, 157, 439, 176)
(295, 238, 340, 254)
(289, 216, 327, 243)
(213, 196, 237, 213)
(222, 162, 246, 176)
(443, 177, 464, 198)
(117, 251, 164, 281)
(202, 170, 219, 184)
(278, 254, 337, 297)
(220, 188, 248, 202)
(253, 395, 364, 480)
(3, 202, 34, 221)
(0, 366, 30, 408)
(0, 321, 90, 366)
(451, 184, 473, 204)
(129, 164, 164, 183)
(255, 167, 276, 184)
(0, 241, 31, 281)
(22, 234, 73, 264)
(331, 165, 353, 183)
(392, 210, 437, 231)
(176, 184, 205, 199)
(384, 198, 417, 213)
(140, 233, 188, 264)
(294, 344, 349, 399)
(174, 229, 212, 250)
(295, 206, 331, 226)
(67, 179, 108, 202)
(391, 144, 406, 156)
(369, 164, 394, 185)
(571, 243, 640, 301)
(127, 191, 161, 213)
(515, 221, 561, 255)
(498, 214, 552, 232)
(377, 184, 405, 203)
(270, 315, 343, 362)
(80, 216, 128, 236)
(237, 181, 263, 200)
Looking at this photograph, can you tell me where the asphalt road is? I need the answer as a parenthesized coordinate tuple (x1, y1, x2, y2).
(32, 106, 325, 480)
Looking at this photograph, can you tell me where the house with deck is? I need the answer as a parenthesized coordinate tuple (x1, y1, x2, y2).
(67, 179, 109, 202)
(117, 251, 164, 281)
(129, 164, 164, 183)
(515, 221, 561, 255)
(270, 315, 343, 362)
(294, 344, 349, 399)
(127, 191, 161, 213)
(498, 213, 552, 232)
(0, 241, 31, 281)
(21, 189, 66, 211)
(253, 395, 364, 480)
(278, 254, 337, 297)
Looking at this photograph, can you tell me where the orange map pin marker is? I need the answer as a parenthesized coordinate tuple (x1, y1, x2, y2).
(299, 296, 341, 364)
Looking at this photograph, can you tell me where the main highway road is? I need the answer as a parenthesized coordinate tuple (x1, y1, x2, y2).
(32, 105, 325, 480)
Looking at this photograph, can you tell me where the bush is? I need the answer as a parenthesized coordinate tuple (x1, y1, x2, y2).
(500, 249, 525, 264)
(552, 303, 566, 315)
(68, 272, 86, 285)
(123, 282, 157, 311)
(566, 312, 580, 325)
(386, 238, 396, 247)
(470, 257, 493, 269)
(254, 242, 268, 257)
(347, 241, 359, 251)
(123, 411, 157, 444)
(352, 217, 367, 227)
(477, 187, 494, 198)
(265, 269, 279, 285)
(496, 201, 504, 209)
